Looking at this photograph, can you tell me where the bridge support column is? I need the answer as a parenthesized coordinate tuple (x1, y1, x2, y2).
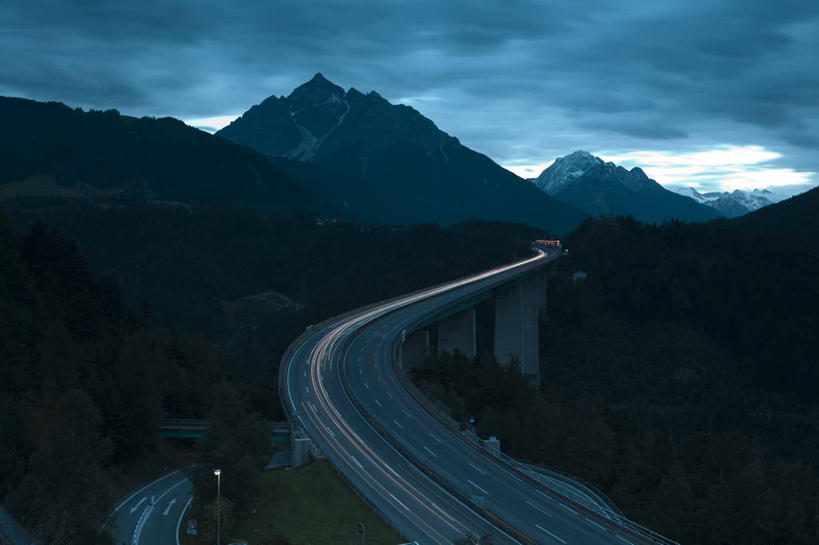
(536, 270, 548, 317)
(401, 329, 429, 367)
(437, 308, 476, 358)
(291, 430, 313, 468)
(494, 278, 540, 378)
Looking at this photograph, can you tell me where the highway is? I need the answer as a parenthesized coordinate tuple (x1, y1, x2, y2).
(107, 471, 192, 545)
(282, 248, 673, 545)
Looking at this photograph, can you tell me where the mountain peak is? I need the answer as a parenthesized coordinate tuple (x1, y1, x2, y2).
(530, 151, 722, 223)
(289, 73, 346, 100)
(532, 150, 603, 195)
(671, 186, 785, 218)
(565, 150, 595, 159)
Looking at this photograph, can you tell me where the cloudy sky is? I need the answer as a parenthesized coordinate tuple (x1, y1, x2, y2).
(2, 0, 817, 195)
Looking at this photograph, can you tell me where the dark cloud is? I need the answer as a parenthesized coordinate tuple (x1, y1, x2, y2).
(0, 0, 817, 188)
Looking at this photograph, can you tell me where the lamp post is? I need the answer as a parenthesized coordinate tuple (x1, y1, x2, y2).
(213, 468, 221, 545)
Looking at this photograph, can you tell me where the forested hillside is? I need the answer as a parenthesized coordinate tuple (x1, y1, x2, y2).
(413, 216, 819, 545)
(0, 210, 235, 544)
(5, 198, 540, 396)
(0, 97, 334, 217)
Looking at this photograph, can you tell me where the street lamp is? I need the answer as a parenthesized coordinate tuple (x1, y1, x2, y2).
(213, 468, 221, 545)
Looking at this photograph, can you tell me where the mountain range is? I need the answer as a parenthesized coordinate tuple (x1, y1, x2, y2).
(0, 96, 335, 217)
(529, 150, 722, 224)
(217, 73, 586, 234)
(672, 186, 784, 218)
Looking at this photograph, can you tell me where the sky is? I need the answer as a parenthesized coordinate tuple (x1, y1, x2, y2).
(2, 0, 817, 196)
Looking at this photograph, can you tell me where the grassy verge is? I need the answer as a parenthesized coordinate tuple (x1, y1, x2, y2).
(220, 460, 405, 545)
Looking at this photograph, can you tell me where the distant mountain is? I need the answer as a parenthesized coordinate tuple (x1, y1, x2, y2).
(529, 150, 722, 224)
(672, 187, 785, 218)
(0, 96, 334, 217)
(217, 73, 586, 234)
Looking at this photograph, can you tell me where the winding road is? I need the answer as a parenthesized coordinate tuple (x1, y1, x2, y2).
(107, 470, 192, 545)
(281, 248, 673, 545)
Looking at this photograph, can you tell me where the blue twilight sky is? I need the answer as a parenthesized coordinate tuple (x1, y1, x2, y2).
(2, 0, 817, 195)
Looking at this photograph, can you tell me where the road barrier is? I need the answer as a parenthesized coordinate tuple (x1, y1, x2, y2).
(132, 503, 153, 545)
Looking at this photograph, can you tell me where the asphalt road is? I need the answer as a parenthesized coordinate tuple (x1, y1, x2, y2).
(107, 471, 192, 545)
(283, 249, 668, 545)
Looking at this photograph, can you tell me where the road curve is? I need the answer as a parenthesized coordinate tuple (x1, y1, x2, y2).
(281, 249, 669, 545)
(107, 471, 192, 545)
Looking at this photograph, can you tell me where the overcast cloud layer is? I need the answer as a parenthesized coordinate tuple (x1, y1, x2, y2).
(2, 0, 817, 194)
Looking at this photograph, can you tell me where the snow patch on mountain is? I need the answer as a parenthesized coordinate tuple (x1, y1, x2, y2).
(531, 150, 603, 194)
(671, 187, 786, 218)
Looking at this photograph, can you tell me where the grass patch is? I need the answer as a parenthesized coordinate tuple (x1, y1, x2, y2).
(231, 460, 405, 545)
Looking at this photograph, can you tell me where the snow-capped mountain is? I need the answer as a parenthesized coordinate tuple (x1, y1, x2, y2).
(528, 150, 722, 224)
(532, 150, 604, 194)
(672, 187, 785, 218)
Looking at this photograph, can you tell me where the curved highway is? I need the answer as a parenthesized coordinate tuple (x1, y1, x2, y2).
(281, 249, 671, 545)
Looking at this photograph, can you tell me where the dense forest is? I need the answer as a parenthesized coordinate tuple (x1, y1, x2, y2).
(0, 201, 541, 542)
(4, 198, 539, 415)
(413, 216, 819, 545)
(0, 210, 237, 544)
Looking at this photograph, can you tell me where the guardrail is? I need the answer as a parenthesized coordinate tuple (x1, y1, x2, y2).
(132, 503, 153, 545)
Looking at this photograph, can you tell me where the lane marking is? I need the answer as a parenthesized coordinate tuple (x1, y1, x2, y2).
(374, 399, 382, 407)
(175, 496, 193, 545)
(310, 402, 318, 413)
(402, 409, 412, 419)
(129, 497, 147, 515)
(364, 382, 369, 390)
(526, 500, 552, 518)
(431, 502, 455, 522)
(536, 525, 567, 544)
(559, 503, 578, 516)
(325, 425, 336, 438)
(616, 535, 636, 545)
(429, 431, 442, 443)
(468, 461, 487, 475)
(162, 498, 177, 516)
(585, 518, 607, 532)
(116, 471, 179, 512)
(351, 455, 363, 469)
(538, 490, 556, 502)
(305, 386, 309, 393)
(389, 493, 410, 511)
(393, 419, 404, 430)
(467, 480, 488, 495)
(423, 446, 438, 458)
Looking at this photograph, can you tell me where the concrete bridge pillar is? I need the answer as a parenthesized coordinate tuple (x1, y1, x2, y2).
(437, 308, 476, 358)
(401, 329, 430, 367)
(536, 270, 548, 317)
(291, 429, 313, 468)
(494, 277, 540, 378)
